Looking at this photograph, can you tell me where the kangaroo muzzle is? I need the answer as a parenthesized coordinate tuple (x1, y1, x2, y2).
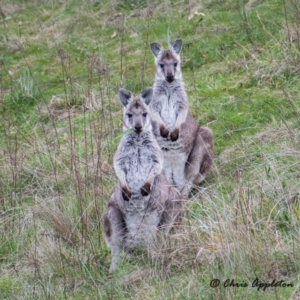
(134, 123, 142, 133)
(166, 74, 174, 83)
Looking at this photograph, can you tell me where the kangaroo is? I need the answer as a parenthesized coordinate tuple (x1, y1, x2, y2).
(149, 39, 214, 197)
(104, 87, 183, 272)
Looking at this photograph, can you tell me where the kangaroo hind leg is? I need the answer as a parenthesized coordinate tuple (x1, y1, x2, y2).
(184, 126, 214, 195)
(197, 126, 214, 183)
(104, 202, 126, 272)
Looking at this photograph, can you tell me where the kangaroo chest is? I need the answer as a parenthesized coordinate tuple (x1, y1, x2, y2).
(160, 89, 177, 131)
(155, 87, 189, 152)
(123, 144, 153, 192)
(160, 94, 177, 131)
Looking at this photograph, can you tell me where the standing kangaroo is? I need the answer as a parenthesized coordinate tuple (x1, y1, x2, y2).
(149, 39, 214, 197)
(104, 87, 183, 272)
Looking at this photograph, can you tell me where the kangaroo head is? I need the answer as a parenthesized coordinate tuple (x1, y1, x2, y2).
(118, 87, 153, 134)
(150, 39, 182, 83)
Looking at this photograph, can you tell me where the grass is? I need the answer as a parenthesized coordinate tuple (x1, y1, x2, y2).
(1, 0, 300, 299)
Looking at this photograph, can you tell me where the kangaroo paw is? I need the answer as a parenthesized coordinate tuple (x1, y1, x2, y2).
(170, 128, 179, 141)
(141, 182, 151, 196)
(121, 186, 131, 201)
(159, 125, 169, 138)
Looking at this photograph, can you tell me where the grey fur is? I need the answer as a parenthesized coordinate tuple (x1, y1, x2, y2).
(149, 40, 214, 197)
(104, 88, 183, 272)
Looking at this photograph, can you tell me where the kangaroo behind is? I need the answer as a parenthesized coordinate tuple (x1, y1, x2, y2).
(104, 87, 183, 272)
(149, 40, 214, 197)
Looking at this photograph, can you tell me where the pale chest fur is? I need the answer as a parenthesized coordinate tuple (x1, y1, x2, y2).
(115, 133, 159, 193)
(154, 84, 180, 132)
(152, 82, 189, 152)
(160, 94, 177, 131)
(121, 145, 153, 192)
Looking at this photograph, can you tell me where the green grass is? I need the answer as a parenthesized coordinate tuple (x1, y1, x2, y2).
(1, 0, 300, 299)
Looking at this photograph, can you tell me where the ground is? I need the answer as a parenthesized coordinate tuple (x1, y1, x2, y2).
(0, 0, 300, 299)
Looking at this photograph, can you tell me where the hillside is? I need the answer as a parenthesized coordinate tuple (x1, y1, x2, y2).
(0, 0, 300, 299)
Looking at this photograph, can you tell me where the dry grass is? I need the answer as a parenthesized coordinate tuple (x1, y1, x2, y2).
(1, 0, 300, 298)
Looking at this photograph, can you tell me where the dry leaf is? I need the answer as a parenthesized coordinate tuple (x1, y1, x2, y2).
(188, 11, 205, 21)
(84, 97, 92, 110)
(111, 31, 117, 38)
(188, 13, 194, 21)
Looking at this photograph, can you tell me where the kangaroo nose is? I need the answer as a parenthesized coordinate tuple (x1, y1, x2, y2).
(166, 75, 174, 82)
(134, 125, 142, 133)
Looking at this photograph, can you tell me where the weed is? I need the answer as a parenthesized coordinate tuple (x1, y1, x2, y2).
(0, 0, 300, 299)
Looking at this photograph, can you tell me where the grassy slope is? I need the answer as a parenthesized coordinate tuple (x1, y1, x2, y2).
(1, 0, 300, 299)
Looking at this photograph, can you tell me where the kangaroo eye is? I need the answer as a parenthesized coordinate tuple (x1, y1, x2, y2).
(159, 64, 164, 69)
(174, 62, 178, 67)
(142, 112, 147, 117)
(127, 113, 133, 118)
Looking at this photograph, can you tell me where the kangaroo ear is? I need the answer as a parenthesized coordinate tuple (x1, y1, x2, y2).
(171, 39, 182, 54)
(150, 42, 164, 57)
(140, 87, 153, 106)
(118, 88, 133, 107)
